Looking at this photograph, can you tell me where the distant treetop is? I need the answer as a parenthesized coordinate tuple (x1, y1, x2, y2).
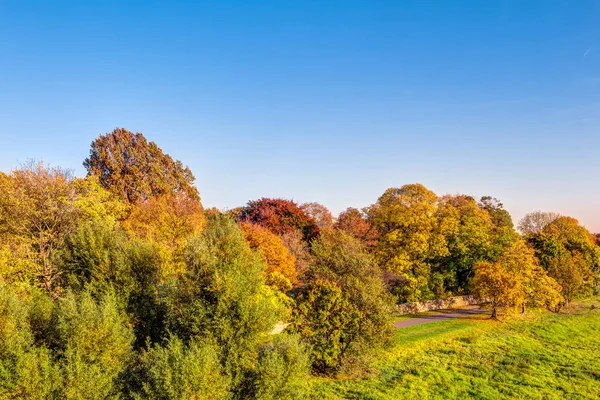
(83, 128, 200, 204)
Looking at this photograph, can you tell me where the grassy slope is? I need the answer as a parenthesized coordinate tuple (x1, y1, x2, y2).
(311, 299, 600, 399)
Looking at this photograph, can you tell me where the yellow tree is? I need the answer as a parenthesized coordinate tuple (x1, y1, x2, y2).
(473, 240, 562, 319)
(0, 162, 79, 295)
(123, 194, 205, 279)
(240, 223, 297, 290)
(367, 184, 447, 301)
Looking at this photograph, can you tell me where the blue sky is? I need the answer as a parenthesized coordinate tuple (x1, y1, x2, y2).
(1, 1, 599, 231)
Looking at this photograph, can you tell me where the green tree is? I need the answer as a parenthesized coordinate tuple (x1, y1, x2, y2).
(56, 290, 134, 399)
(293, 230, 394, 375)
(162, 214, 288, 393)
(135, 336, 229, 400)
(84, 128, 199, 204)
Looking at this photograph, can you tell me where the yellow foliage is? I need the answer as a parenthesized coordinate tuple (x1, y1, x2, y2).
(123, 194, 205, 279)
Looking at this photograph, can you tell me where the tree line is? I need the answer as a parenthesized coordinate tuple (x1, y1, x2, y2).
(0, 128, 598, 399)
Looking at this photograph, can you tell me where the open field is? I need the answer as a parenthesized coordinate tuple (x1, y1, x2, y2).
(311, 299, 600, 399)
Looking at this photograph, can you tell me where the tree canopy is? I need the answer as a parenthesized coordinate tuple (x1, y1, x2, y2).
(84, 128, 200, 204)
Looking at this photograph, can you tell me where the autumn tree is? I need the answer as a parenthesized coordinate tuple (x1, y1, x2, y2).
(367, 184, 447, 301)
(0, 162, 79, 295)
(473, 240, 562, 319)
(300, 202, 333, 229)
(237, 198, 319, 242)
(84, 128, 199, 204)
(335, 207, 379, 249)
(478, 196, 519, 255)
(518, 211, 561, 235)
(240, 222, 298, 290)
(527, 216, 600, 310)
(433, 195, 494, 296)
(123, 194, 205, 279)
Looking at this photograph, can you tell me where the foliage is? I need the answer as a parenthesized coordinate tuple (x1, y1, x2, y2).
(367, 184, 447, 301)
(161, 214, 288, 393)
(134, 336, 229, 400)
(335, 207, 379, 249)
(293, 230, 394, 375)
(300, 202, 333, 229)
(251, 334, 311, 400)
(291, 279, 361, 374)
(84, 128, 199, 204)
(0, 162, 79, 295)
(473, 240, 562, 318)
(241, 222, 297, 288)
(527, 216, 600, 308)
(123, 194, 205, 280)
(57, 290, 134, 399)
(237, 198, 320, 243)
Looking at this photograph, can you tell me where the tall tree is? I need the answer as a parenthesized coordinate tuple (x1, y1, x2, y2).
(473, 240, 562, 319)
(434, 195, 494, 296)
(84, 128, 199, 204)
(292, 230, 394, 375)
(367, 184, 447, 301)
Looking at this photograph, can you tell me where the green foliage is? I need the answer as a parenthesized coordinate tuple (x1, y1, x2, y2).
(162, 214, 287, 392)
(292, 279, 360, 374)
(134, 336, 229, 400)
(293, 230, 394, 375)
(56, 290, 134, 399)
(0, 286, 59, 399)
(252, 334, 311, 400)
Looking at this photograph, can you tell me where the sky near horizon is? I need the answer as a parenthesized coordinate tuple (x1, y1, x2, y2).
(1, 1, 599, 231)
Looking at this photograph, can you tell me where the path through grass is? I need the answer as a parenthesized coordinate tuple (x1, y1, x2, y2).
(311, 299, 600, 399)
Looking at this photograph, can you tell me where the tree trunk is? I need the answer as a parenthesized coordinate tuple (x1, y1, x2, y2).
(491, 307, 498, 320)
(521, 303, 526, 314)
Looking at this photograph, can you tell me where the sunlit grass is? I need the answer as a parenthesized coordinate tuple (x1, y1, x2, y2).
(311, 298, 600, 399)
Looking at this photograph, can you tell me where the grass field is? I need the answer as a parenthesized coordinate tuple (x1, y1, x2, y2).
(310, 299, 600, 399)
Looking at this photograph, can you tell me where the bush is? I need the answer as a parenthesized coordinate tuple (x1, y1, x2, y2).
(134, 336, 229, 400)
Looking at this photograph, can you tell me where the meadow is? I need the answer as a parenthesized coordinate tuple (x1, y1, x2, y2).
(311, 299, 600, 400)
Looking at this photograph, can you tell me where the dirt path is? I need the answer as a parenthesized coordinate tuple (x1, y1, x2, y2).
(394, 307, 488, 329)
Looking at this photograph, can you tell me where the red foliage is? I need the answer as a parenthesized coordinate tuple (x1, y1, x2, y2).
(335, 207, 379, 249)
(237, 198, 320, 242)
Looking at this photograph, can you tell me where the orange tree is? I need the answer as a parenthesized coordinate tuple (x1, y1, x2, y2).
(240, 222, 297, 290)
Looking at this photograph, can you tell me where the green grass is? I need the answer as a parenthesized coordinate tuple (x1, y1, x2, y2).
(310, 299, 600, 399)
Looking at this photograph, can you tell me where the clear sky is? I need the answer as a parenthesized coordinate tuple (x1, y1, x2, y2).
(1, 1, 599, 231)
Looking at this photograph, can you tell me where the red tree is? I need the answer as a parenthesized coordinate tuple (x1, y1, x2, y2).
(237, 198, 320, 242)
(335, 208, 379, 249)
